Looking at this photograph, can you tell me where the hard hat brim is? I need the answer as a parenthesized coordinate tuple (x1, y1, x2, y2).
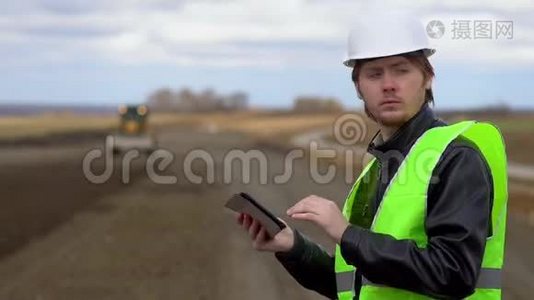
(343, 48, 436, 68)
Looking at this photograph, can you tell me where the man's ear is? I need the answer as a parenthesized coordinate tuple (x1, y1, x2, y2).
(424, 77, 433, 90)
(355, 84, 363, 100)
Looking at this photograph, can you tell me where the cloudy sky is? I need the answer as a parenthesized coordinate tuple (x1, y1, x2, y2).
(0, 0, 532, 109)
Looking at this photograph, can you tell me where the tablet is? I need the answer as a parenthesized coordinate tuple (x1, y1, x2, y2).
(225, 192, 286, 237)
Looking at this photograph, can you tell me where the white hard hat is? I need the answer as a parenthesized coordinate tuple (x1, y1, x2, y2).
(343, 12, 436, 68)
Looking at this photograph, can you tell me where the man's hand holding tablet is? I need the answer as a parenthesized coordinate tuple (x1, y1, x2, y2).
(225, 192, 295, 253)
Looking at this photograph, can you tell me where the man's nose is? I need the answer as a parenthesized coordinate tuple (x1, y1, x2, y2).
(381, 72, 397, 93)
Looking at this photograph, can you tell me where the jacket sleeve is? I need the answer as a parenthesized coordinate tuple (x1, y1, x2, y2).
(275, 229, 338, 299)
(339, 144, 493, 299)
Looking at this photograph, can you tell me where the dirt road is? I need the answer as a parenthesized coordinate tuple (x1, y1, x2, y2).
(0, 128, 532, 299)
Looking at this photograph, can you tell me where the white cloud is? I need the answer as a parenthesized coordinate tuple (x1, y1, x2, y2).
(0, 0, 532, 68)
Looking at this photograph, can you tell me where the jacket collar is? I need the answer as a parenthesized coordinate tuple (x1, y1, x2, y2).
(367, 104, 438, 156)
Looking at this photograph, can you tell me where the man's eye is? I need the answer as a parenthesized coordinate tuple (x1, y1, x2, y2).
(368, 72, 381, 78)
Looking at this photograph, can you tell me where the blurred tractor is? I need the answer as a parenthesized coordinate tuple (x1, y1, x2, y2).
(108, 104, 157, 154)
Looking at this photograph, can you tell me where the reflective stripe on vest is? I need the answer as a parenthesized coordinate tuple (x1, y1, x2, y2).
(336, 270, 356, 293)
(334, 121, 507, 300)
(358, 268, 501, 289)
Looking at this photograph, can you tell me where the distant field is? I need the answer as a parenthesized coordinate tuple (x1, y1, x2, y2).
(492, 119, 534, 133)
(0, 111, 342, 141)
(0, 111, 532, 165)
(0, 113, 116, 140)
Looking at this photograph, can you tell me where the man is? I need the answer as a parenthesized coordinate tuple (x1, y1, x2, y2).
(237, 13, 507, 299)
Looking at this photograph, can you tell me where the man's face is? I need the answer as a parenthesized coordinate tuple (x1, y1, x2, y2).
(356, 55, 430, 127)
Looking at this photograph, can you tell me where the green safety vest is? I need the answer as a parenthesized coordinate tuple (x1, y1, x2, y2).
(334, 121, 507, 300)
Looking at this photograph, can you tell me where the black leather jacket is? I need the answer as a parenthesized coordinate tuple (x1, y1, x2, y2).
(275, 105, 493, 299)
